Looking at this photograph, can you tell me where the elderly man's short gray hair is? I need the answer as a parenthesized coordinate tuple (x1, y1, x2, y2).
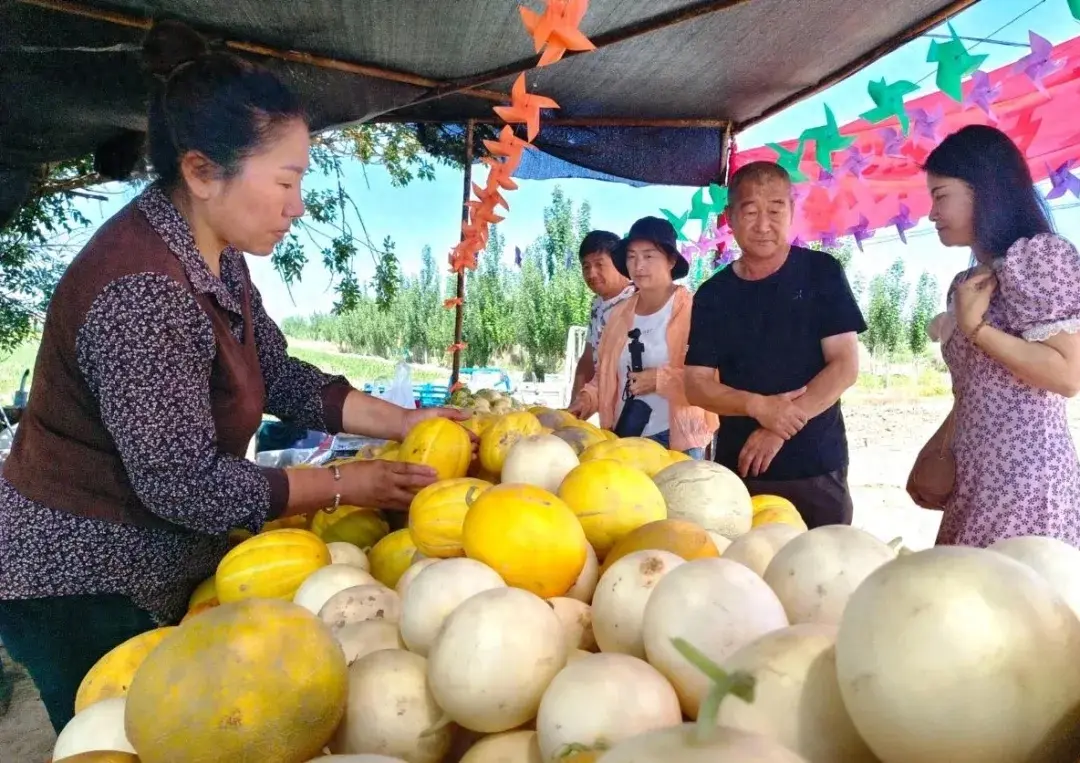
(727, 161, 793, 207)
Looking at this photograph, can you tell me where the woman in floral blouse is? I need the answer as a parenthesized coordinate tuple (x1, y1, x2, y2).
(908, 125, 1080, 548)
(0, 20, 462, 732)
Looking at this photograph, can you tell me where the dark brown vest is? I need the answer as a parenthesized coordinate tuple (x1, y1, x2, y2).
(3, 202, 266, 530)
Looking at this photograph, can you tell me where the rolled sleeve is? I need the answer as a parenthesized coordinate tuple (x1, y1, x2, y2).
(76, 274, 282, 535)
(248, 279, 355, 433)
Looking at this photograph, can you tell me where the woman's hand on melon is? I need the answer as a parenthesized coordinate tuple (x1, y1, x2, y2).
(340, 459, 438, 510)
(401, 406, 479, 443)
(738, 429, 784, 478)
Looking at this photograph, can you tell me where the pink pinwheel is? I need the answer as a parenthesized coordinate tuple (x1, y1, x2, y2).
(963, 71, 1002, 122)
(820, 229, 840, 249)
(888, 203, 918, 244)
(846, 214, 875, 252)
(712, 246, 737, 270)
(911, 107, 944, 142)
(680, 221, 732, 260)
(792, 235, 807, 248)
(839, 146, 872, 178)
(879, 127, 906, 158)
(816, 168, 838, 191)
(1047, 160, 1080, 200)
(1013, 31, 1064, 96)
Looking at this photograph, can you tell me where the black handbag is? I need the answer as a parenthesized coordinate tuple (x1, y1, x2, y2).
(613, 328, 653, 438)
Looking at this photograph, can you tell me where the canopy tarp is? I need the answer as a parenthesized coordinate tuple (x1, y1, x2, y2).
(2, 0, 979, 226)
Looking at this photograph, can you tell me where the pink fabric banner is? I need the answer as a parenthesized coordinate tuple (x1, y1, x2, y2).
(732, 35, 1080, 243)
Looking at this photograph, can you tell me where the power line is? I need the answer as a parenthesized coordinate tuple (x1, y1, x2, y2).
(920, 33, 1029, 48)
(914, 0, 1048, 87)
(851, 196, 1080, 246)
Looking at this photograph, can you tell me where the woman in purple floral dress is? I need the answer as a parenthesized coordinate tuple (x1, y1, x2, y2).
(910, 125, 1080, 547)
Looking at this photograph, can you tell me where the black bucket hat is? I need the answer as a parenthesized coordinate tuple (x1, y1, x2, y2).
(612, 216, 690, 280)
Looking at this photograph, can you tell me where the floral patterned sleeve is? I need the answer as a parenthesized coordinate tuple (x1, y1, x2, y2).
(76, 274, 282, 535)
(998, 233, 1080, 342)
(248, 279, 354, 434)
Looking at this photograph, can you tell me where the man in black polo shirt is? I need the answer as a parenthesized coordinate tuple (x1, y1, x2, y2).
(685, 161, 866, 527)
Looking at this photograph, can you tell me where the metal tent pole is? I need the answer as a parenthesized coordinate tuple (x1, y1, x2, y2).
(450, 119, 475, 389)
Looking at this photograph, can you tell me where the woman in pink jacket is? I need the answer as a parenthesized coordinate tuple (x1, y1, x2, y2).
(568, 217, 717, 457)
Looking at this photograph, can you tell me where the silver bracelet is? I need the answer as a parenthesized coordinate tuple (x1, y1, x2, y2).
(326, 464, 342, 514)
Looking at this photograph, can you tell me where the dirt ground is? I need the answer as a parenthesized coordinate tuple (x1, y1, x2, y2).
(3, 396, 1078, 759)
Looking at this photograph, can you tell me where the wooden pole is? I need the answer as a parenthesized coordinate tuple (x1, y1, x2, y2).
(450, 120, 475, 389)
(374, 116, 731, 129)
(16, 0, 507, 102)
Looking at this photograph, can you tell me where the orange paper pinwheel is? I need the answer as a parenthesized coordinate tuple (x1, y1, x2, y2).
(473, 181, 510, 212)
(467, 198, 505, 226)
(493, 75, 560, 141)
(483, 158, 520, 192)
(520, 0, 596, 67)
(483, 126, 535, 174)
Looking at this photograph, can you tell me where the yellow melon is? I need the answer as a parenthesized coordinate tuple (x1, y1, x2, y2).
(74, 627, 177, 714)
(187, 577, 217, 611)
(368, 528, 419, 588)
(398, 417, 472, 481)
(462, 483, 588, 598)
(215, 529, 331, 603)
(380, 444, 400, 461)
(578, 437, 671, 477)
(125, 599, 347, 763)
(260, 514, 310, 533)
(667, 450, 692, 464)
(752, 500, 809, 531)
(553, 425, 608, 455)
(312, 507, 390, 549)
(601, 429, 618, 441)
(557, 459, 667, 560)
(462, 414, 493, 438)
(535, 409, 577, 431)
(409, 477, 494, 558)
(600, 519, 720, 574)
(751, 494, 798, 516)
(54, 754, 140, 763)
(181, 600, 218, 623)
(479, 411, 544, 474)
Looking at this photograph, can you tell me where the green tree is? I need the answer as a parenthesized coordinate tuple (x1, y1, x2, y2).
(541, 186, 577, 279)
(908, 271, 939, 358)
(463, 228, 515, 367)
(864, 259, 909, 363)
(0, 157, 95, 354)
(0, 123, 484, 352)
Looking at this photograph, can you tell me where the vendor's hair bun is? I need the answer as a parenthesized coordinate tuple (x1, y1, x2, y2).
(142, 19, 209, 78)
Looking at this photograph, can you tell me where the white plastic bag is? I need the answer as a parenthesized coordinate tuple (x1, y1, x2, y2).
(374, 360, 417, 409)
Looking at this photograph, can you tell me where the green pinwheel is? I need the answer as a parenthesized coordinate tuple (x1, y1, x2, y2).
(860, 78, 919, 134)
(927, 23, 988, 102)
(767, 138, 809, 183)
(799, 106, 855, 172)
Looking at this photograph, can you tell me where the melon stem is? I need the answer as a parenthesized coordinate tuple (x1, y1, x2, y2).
(671, 637, 756, 745)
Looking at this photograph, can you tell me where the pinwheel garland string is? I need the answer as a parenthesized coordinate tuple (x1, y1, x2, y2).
(749, 19, 1076, 249)
(443, 0, 596, 362)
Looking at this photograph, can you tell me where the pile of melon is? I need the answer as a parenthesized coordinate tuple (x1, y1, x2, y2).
(54, 406, 1080, 763)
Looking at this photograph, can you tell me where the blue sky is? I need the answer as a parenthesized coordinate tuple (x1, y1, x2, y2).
(69, 0, 1080, 324)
